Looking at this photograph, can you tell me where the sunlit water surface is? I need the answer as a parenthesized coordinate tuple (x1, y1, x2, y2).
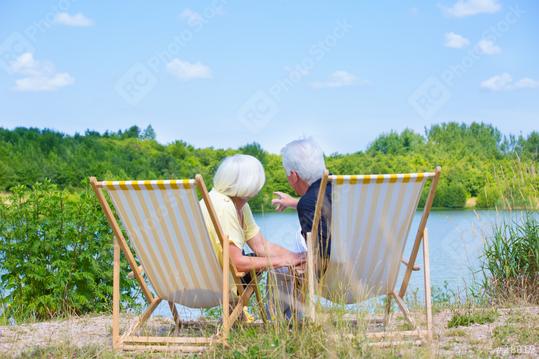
(152, 210, 531, 318)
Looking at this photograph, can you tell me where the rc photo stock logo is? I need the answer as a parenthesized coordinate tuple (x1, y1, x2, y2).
(0, 0, 82, 72)
(237, 19, 351, 134)
(408, 76, 452, 120)
(237, 90, 279, 134)
(114, 63, 158, 106)
(0, 32, 35, 72)
(439, 219, 485, 270)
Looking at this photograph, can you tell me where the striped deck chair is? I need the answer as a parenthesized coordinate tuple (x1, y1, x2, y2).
(305, 167, 441, 343)
(90, 175, 266, 353)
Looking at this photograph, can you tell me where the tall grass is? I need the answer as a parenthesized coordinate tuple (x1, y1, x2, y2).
(480, 213, 539, 304)
(475, 159, 538, 304)
(477, 159, 538, 210)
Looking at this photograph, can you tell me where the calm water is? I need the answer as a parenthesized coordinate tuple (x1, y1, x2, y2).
(1, 209, 531, 321)
(257, 210, 514, 296)
(154, 209, 530, 318)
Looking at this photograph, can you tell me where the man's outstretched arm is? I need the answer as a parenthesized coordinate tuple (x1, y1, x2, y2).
(272, 191, 299, 212)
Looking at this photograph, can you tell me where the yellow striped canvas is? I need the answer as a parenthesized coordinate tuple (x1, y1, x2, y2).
(321, 172, 433, 303)
(98, 179, 227, 308)
(99, 179, 195, 190)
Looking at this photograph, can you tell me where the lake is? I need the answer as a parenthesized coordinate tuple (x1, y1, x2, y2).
(153, 209, 531, 318)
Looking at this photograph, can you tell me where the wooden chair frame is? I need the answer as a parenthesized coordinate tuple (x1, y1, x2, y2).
(305, 167, 441, 343)
(90, 175, 266, 352)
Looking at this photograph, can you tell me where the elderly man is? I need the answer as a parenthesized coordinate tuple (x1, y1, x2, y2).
(267, 138, 332, 320)
(273, 137, 332, 260)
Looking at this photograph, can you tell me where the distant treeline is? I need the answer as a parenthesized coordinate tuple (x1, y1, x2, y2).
(1, 122, 537, 210)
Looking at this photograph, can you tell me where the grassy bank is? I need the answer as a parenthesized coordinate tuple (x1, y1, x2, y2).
(1, 124, 538, 356)
(1, 219, 538, 357)
(2, 305, 537, 358)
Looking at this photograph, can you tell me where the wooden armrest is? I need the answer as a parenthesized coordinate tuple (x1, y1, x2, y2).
(401, 259, 420, 271)
(127, 265, 144, 279)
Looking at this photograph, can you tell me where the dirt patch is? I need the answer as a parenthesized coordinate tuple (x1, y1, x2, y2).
(465, 197, 477, 208)
(434, 306, 538, 357)
(1, 307, 537, 358)
(0, 315, 116, 357)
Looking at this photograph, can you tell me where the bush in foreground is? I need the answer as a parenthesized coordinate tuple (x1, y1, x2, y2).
(0, 181, 137, 321)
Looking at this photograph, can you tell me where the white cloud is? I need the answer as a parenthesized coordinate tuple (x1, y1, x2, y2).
(476, 39, 501, 54)
(443, 0, 501, 17)
(312, 70, 361, 89)
(514, 78, 539, 89)
(54, 12, 94, 27)
(444, 32, 470, 48)
(180, 9, 203, 26)
(166, 59, 212, 80)
(9, 52, 46, 76)
(9, 52, 74, 92)
(481, 73, 512, 91)
(15, 73, 74, 92)
(481, 73, 539, 91)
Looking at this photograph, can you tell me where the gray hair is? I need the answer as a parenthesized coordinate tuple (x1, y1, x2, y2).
(281, 138, 326, 185)
(213, 154, 265, 199)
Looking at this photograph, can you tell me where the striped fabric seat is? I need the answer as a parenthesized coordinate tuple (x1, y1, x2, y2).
(307, 168, 441, 343)
(101, 179, 227, 308)
(319, 172, 434, 303)
(92, 175, 267, 352)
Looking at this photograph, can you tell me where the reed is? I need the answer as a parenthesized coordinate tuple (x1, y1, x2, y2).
(480, 212, 539, 304)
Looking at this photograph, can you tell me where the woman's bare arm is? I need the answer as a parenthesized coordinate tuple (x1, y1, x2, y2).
(228, 242, 305, 272)
(247, 231, 292, 258)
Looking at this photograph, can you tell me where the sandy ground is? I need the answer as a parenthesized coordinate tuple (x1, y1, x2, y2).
(434, 306, 538, 357)
(0, 306, 537, 358)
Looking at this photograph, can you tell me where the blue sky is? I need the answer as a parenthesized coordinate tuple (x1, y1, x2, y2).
(0, 0, 538, 153)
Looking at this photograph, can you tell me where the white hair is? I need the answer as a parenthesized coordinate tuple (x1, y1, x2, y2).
(281, 138, 326, 185)
(213, 154, 265, 199)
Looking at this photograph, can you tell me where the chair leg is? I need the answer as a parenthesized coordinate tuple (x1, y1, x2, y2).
(122, 298, 162, 339)
(384, 294, 392, 329)
(392, 292, 416, 329)
(423, 229, 433, 342)
(306, 232, 316, 321)
(168, 301, 182, 333)
(112, 238, 121, 350)
(228, 286, 255, 326)
(252, 271, 268, 324)
(221, 237, 231, 344)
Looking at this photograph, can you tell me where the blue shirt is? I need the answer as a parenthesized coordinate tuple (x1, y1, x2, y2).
(297, 178, 332, 259)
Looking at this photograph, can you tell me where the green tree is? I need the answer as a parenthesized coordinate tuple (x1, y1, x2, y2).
(239, 142, 267, 165)
(367, 129, 425, 155)
(140, 125, 157, 140)
(0, 123, 536, 211)
(519, 131, 539, 161)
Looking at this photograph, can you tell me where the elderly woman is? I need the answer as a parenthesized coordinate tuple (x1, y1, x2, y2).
(200, 154, 305, 276)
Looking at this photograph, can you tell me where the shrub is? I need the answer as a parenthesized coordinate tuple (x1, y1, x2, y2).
(0, 180, 137, 321)
(480, 213, 539, 304)
(433, 181, 467, 208)
(476, 184, 502, 208)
